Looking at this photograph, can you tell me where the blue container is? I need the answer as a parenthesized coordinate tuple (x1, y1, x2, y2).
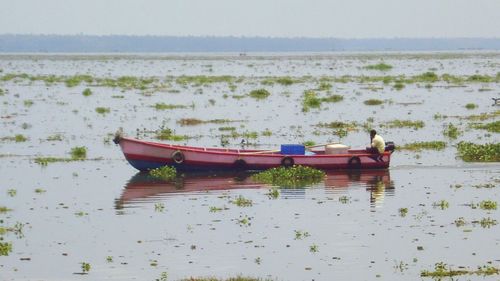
(280, 144, 305, 155)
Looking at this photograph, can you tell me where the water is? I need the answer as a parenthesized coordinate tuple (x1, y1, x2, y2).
(0, 52, 499, 280)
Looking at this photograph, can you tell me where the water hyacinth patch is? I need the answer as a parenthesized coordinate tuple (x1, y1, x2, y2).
(149, 166, 177, 181)
(252, 165, 325, 188)
(457, 142, 500, 162)
(248, 89, 271, 99)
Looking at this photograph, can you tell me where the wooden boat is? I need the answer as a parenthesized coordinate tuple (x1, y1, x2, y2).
(114, 134, 395, 171)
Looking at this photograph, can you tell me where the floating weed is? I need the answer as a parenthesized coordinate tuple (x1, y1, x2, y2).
(463, 110, 500, 121)
(443, 123, 460, 139)
(156, 271, 168, 281)
(252, 165, 325, 188)
(465, 103, 477, 110)
(398, 208, 408, 217)
(294, 230, 310, 240)
(0, 242, 13, 256)
(309, 244, 319, 253)
(7, 189, 16, 197)
(35, 188, 46, 194)
(364, 63, 393, 71)
(82, 88, 92, 97)
(81, 262, 91, 273)
(474, 217, 498, 228)
(178, 118, 238, 126)
(393, 82, 405, 90)
(95, 107, 110, 115)
(478, 200, 497, 210)
(154, 203, 165, 212)
(457, 142, 500, 162)
(155, 128, 188, 141)
(180, 276, 273, 281)
(209, 206, 227, 212)
(421, 262, 500, 278)
(400, 141, 446, 151)
(383, 120, 425, 130)
(248, 89, 271, 99)
(46, 134, 63, 141)
(414, 72, 439, 83)
(154, 103, 188, 110)
(473, 183, 496, 189)
(454, 217, 466, 227)
(318, 82, 332, 91)
(316, 121, 358, 130)
(106, 256, 113, 263)
(1, 134, 28, 143)
(70, 146, 87, 160)
(363, 99, 384, 106)
(433, 200, 449, 210)
(471, 120, 500, 133)
(266, 187, 279, 199)
(74, 211, 87, 217)
(236, 215, 252, 226)
(254, 257, 262, 265)
(338, 196, 350, 204)
(322, 94, 344, 103)
(231, 195, 253, 207)
(149, 166, 177, 181)
(302, 90, 321, 112)
(261, 129, 272, 137)
(23, 99, 34, 107)
(0, 206, 12, 213)
(218, 126, 236, 131)
(175, 75, 234, 85)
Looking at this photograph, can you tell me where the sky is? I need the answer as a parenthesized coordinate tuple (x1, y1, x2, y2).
(1, 0, 500, 38)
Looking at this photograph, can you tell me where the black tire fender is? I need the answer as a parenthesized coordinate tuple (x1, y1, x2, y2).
(233, 159, 248, 170)
(348, 156, 361, 169)
(171, 150, 185, 164)
(281, 156, 294, 168)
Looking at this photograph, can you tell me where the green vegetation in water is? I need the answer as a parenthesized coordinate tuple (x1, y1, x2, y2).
(252, 165, 325, 188)
(82, 88, 92, 97)
(393, 82, 405, 90)
(1, 134, 28, 142)
(154, 103, 188, 110)
(35, 188, 46, 194)
(364, 63, 393, 71)
(465, 103, 477, 110)
(149, 166, 177, 181)
(0, 242, 13, 256)
(398, 208, 408, 217)
(457, 142, 499, 162)
(462, 110, 500, 121)
(261, 129, 272, 137)
(433, 200, 449, 210)
(471, 120, 500, 133)
(302, 91, 343, 112)
(443, 123, 460, 139)
(65, 75, 93, 87)
(363, 99, 384, 106)
(70, 146, 87, 160)
(24, 99, 34, 107)
(248, 89, 271, 99)
(231, 195, 253, 207)
(0, 206, 12, 213)
(322, 94, 344, 103)
(81, 262, 91, 273)
(7, 189, 16, 197)
(95, 107, 110, 115)
(309, 244, 319, 253)
(400, 141, 446, 151)
(478, 200, 497, 210)
(46, 134, 63, 141)
(266, 187, 279, 199)
(475, 217, 498, 228)
(318, 82, 332, 91)
(155, 128, 188, 141)
(421, 262, 499, 278)
(177, 118, 238, 126)
(154, 202, 165, 212)
(383, 120, 425, 130)
(316, 121, 358, 131)
(294, 230, 310, 240)
(176, 75, 234, 86)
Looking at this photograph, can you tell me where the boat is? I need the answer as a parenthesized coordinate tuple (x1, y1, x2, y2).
(114, 133, 395, 172)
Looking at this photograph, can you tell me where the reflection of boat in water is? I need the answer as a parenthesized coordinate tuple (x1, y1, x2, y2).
(116, 170, 393, 209)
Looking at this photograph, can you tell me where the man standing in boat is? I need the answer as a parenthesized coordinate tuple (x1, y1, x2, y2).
(368, 129, 385, 154)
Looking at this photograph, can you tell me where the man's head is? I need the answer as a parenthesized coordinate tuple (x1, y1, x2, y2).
(370, 129, 377, 138)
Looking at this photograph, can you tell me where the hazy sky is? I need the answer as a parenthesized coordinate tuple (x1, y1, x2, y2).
(1, 0, 500, 38)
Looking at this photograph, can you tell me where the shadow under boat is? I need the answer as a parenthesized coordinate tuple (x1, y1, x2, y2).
(115, 169, 394, 209)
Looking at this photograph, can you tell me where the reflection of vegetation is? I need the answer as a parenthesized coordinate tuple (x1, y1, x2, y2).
(149, 166, 177, 181)
(457, 142, 500, 162)
(400, 141, 446, 151)
(252, 165, 325, 188)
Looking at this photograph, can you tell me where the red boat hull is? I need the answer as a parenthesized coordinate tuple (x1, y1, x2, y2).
(116, 137, 392, 171)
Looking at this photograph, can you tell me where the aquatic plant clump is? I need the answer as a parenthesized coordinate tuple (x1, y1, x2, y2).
(363, 99, 384, 106)
(0, 242, 13, 256)
(421, 262, 499, 278)
(457, 142, 500, 162)
(70, 146, 87, 160)
(248, 89, 271, 99)
(472, 120, 500, 133)
(252, 165, 325, 188)
(400, 141, 446, 151)
(384, 120, 425, 130)
(149, 166, 177, 181)
(364, 63, 393, 71)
